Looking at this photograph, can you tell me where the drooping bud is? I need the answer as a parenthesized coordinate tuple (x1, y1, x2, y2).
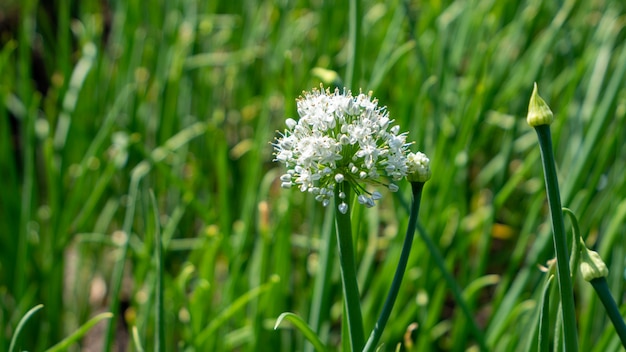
(580, 246, 609, 282)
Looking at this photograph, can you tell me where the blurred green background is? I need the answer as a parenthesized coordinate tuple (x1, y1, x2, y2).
(1, 0, 625, 350)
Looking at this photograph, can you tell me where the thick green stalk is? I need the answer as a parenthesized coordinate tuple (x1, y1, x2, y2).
(589, 278, 626, 348)
(334, 187, 365, 351)
(363, 182, 423, 352)
(534, 125, 578, 351)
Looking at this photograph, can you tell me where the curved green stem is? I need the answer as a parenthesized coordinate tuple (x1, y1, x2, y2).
(334, 186, 365, 351)
(9, 304, 43, 352)
(590, 278, 626, 348)
(534, 125, 578, 351)
(363, 182, 423, 351)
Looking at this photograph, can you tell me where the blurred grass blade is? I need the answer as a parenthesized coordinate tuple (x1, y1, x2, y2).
(195, 275, 280, 346)
(9, 304, 43, 352)
(346, 0, 362, 88)
(132, 326, 145, 352)
(306, 205, 335, 352)
(150, 190, 165, 351)
(103, 161, 151, 351)
(538, 276, 554, 352)
(45, 312, 113, 352)
(274, 312, 327, 352)
(463, 274, 500, 301)
(53, 42, 97, 151)
(415, 222, 487, 349)
(77, 84, 135, 171)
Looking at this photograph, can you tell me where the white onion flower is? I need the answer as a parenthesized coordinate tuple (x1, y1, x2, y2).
(274, 86, 413, 213)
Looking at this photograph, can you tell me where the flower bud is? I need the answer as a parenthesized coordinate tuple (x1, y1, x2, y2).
(526, 83, 554, 127)
(285, 118, 297, 130)
(580, 246, 608, 282)
(406, 152, 431, 183)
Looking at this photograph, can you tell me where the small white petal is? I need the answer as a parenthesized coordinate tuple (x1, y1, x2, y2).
(338, 202, 348, 214)
(281, 182, 292, 188)
(322, 199, 330, 207)
(286, 118, 297, 130)
(335, 173, 344, 183)
(357, 195, 368, 204)
(372, 191, 382, 200)
(366, 198, 375, 207)
(388, 183, 399, 192)
(280, 174, 292, 182)
(339, 192, 346, 199)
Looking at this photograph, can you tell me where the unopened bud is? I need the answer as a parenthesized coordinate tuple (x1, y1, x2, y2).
(407, 152, 431, 183)
(526, 83, 554, 127)
(580, 246, 608, 282)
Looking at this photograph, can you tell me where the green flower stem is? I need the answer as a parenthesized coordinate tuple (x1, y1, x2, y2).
(589, 278, 626, 348)
(534, 124, 579, 351)
(416, 223, 488, 351)
(363, 182, 423, 352)
(334, 186, 365, 351)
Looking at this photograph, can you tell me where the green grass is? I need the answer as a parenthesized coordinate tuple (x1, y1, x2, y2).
(1, 0, 625, 350)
